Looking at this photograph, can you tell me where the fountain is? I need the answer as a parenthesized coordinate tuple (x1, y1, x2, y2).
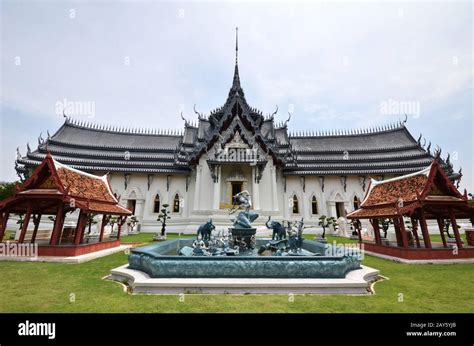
(110, 191, 379, 294)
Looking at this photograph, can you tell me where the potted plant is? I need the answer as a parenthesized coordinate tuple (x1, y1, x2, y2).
(315, 215, 337, 243)
(127, 216, 139, 235)
(154, 204, 170, 241)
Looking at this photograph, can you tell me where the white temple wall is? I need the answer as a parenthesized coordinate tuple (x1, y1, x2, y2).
(257, 159, 275, 213)
(280, 175, 366, 223)
(197, 155, 215, 212)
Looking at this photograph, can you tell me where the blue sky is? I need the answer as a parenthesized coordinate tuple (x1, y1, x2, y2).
(1, 1, 472, 191)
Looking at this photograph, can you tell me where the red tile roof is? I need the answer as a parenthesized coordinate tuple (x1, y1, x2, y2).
(54, 163, 117, 203)
(348, 162, 471, 219)
(1, 154, 131, 216)
(363, 174, 428, 207)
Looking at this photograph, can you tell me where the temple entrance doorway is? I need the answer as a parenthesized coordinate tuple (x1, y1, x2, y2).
(336, 202, 345, 218)
(127, 200, 136, 215)
(231, 182, 243, 202)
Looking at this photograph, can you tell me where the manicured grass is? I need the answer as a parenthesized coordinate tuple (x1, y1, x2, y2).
(119, 232, 183, 244)
(0, 234, 472, 313)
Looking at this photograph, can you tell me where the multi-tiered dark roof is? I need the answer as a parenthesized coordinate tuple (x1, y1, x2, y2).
(15, 40, 461, 184)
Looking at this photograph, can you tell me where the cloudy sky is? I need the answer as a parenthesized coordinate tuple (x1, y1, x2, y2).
(1, 1, 472, 191)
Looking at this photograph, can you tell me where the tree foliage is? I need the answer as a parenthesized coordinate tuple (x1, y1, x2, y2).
(0, 181, 18, 201)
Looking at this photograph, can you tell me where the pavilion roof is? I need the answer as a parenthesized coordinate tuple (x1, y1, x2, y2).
(347, 160, 473, 219)
(1, 154, 132, 215)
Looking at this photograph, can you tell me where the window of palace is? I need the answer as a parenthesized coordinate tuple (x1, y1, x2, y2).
(153, 194, 160, 213)
(292, 195, 299, 214)
(173, 194, 180, 213)
(353, 196, 361, 210)
(311, 196, 318, 214)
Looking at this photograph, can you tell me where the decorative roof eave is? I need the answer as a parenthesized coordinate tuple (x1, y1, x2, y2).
(47, 139, 178, 152)
(23, 154, 176, 167)
(291, 143, 423, 154)
(16, 159, 191, 175)
(18, 153, 66, 194)
(188, 106, 284, 166)
(283, 167, 432, 176)
(293, 159, 433, 169)
(37, 146, 176, 160)
(295, 151, 431, 162)
(419, 159, 464, 200)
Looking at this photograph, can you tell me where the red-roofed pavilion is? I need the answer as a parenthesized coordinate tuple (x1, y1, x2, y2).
(347, 160, 474, 260)
(0, 153, 132, 256)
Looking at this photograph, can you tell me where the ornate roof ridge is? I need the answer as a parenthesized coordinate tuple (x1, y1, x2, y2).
(288, 121, 405, 138)
(65, 117, 184, 137)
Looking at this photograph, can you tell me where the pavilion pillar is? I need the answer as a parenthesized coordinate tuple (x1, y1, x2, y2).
(410, 217, 421, 248)
(392, 218, 403, 247)
(18, 205, 33, 243)
(50, 205, 65, 246)
(74, 210, 88, 245)
(356, 221, 362, 243)
(117, 216, 127, 240)
(371, 219, 382, 245)
(0, 212, 9, 242)
(448, 207, 463, 248)
(99, 215, 109, 242)
(418, 209, 432, 249)
(31, 214, 42, 243)
(436, 218, 448, 248)
(397, 216, 409, 248)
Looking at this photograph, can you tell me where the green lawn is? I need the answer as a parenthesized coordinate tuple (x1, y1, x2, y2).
(0, 233, 473, 313)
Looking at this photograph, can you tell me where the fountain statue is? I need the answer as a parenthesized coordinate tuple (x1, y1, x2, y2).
(197, 219, 215, 241)
(265, 216, 286, 240)
(228, 190, 258, 251)
(258, 217, 307, 256)
(230, 190, 259, 228)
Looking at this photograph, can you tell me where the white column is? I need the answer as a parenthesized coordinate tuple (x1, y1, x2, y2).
(134, 199, 145, 220)
(328, 201, 337, 218)
(212, 166, 221, 210)
(252, 167, 260, 210)
(271, 166, 279, 211)
(193, 166, 202, 211)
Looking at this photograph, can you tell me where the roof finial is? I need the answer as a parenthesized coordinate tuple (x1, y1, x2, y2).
(235, 27, 239, 65)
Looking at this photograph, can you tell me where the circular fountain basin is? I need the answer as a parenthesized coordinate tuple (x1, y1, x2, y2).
(127, 238, 361, 279)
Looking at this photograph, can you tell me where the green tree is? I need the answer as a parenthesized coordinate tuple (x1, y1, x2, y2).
(380, 218, 393, 238)
(87, 214, 98, 234)
(0, 182, 18, 201)
(127, 216, 139, 233)
(157, 204, 171, 236)
(318, 215, 337, 239)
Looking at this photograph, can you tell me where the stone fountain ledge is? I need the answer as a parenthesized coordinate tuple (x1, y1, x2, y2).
(108, 264, 380, 295)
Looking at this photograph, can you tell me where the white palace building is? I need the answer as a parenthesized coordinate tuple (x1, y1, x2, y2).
(15, 38, 461, 234)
